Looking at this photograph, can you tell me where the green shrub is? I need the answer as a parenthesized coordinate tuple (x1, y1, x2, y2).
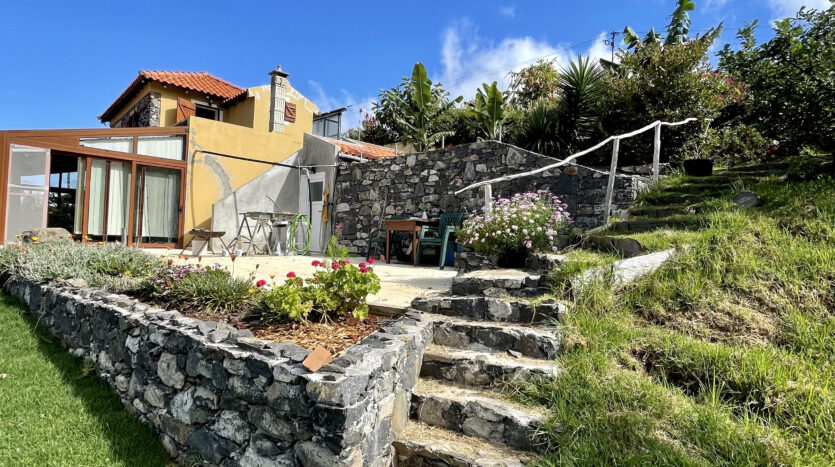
(257, 258, 381, 323)
(0, 242, 155, 292)
(147, 263, 253, 315)
(458, 191, 573, 257)
(683, 125, 770, 166)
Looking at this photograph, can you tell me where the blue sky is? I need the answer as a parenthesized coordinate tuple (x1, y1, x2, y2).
(0, 0, 829, 130)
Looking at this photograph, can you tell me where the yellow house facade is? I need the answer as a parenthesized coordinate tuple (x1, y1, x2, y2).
(0, 67, 317, 246)
(97, 67, 319, 240)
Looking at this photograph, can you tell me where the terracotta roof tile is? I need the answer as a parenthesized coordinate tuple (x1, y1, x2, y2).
(323, 137, 397, 160)
(99, 70, 247, 122)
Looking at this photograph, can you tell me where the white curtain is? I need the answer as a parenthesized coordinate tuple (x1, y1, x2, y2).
(107, 162, 130, 239)
(137, 136, 184, 161)
(73, 158, 86, 235)
(79, 137, 133, 153)
(87, 160, 106, 236)
(141, 167, 179, 241)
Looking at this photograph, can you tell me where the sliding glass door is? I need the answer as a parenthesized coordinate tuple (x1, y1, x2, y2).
(5, 145, 50, 242)
(133, 165, 181, 245)
(86, 159, 131, 242)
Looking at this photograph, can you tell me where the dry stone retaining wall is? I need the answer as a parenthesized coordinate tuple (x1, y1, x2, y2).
(4, 277, 432, 466)
(333, 141, 646, 254)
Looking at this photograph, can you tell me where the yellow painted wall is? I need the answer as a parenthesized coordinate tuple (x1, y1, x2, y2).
(184, 91, 316, 235)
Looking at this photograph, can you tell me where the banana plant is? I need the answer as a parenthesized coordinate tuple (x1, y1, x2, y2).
(469, 82, 507, 140)
(624, 0, 720, 52)
(384, 62, 462, 152)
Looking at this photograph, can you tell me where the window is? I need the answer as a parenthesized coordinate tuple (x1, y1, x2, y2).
(137, 135, 185, 160)
(194, 103, 219, 121)
(80, 136, 133, 153)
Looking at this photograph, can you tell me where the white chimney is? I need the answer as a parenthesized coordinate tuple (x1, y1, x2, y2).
(269, 65, 290, 133)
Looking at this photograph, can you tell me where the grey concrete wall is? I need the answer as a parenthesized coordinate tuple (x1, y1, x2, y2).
(211, 152, 301, 248)
(298, 134, 341, 252)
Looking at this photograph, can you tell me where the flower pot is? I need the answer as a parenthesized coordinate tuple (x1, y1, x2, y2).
(497, 247, 529, 269)
(683, 159, 714, 177)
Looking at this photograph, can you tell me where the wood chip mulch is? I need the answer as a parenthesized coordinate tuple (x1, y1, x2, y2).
(250, 314, 386, 355)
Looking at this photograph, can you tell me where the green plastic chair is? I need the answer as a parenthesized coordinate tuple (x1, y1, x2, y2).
(366, 216, 407, 260)
(416, 213, 465, 269)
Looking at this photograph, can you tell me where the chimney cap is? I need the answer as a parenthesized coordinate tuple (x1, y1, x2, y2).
(269, 65, 290, 78)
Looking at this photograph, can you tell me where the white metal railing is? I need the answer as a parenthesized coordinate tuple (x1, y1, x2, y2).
(454, 118, 702, 225)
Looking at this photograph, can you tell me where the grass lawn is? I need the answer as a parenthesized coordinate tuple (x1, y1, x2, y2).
(0, 294, 169, 466)
(515, 162, 835, 465)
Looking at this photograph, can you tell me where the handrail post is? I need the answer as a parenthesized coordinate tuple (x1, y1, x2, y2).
(652, 123, 662, 187)
(603, 138, 620, 226)
(483, 183, 493, 214)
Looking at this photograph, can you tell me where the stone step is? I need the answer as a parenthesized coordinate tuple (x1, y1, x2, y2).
(451, 269, 546, 298)
(393, 421, 530, 467)
(639, 193, 706, 205)
(411, 378, 544, 451)
(420, 344, 558, 388)
(628, 205, 697, 219)
(582, 235, 645, 258)
(411, 296, 566, 324)
(430, 315, 561, 359)
(610, 218, 702, 233)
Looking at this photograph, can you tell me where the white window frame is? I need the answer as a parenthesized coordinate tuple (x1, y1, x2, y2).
(190, 99, 223, 122)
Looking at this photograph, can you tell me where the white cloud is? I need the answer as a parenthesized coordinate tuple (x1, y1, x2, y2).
(499, 5, 516, 18)
(767, 0, 831, 18)
(307, 80, 376, 129)
(437, 19, 611, 100)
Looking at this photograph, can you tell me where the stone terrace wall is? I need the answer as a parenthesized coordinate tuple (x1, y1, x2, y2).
(333, 141, 646, 254)
(5, 278, 432, 466)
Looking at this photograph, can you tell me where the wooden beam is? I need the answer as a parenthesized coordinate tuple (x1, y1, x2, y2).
(652, 123, 662, 187)
(603, 138, 620, 226)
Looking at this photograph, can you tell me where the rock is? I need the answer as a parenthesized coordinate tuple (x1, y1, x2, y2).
(186, 427, 237, 465)
(240, 447, 295, 467)
(212, 410, 251, 444)
(734, 190, 760, 208)
(170, 387, 205, 424)
(64, 278, 88, 288)
(144, 383, 166, 408)
(20, 227, 73, 243)
(248, 406, 295, 441)
(157, 352, 185, 389)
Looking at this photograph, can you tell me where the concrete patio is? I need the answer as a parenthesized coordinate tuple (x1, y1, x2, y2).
(145, 250, 456, 311)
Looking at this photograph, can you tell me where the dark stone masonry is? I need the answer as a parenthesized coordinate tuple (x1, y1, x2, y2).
(333, 141, 647, 254)
(4, 277, 433, 466)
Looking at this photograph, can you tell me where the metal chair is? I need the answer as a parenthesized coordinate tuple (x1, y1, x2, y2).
(416, 213, 465, 269)
(366, 216, 407, 260)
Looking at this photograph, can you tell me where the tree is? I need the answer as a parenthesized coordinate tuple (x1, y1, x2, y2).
(469, 82, 508, 140)
(376, 62, 462, 152)
(512, 56, 605, 157)
(507, 59, 561, 109)
(718, 4, 835, 158)
(623, 0, 721, 52)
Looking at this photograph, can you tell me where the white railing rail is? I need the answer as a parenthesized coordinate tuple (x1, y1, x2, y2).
(454, 117, 701, 225)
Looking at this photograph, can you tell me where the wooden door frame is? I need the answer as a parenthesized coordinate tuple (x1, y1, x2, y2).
(3, 144, 51, 243)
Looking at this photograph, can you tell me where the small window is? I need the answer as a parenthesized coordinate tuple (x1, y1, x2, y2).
(309, 182, 324, 202)
(194, 103, 219, 121)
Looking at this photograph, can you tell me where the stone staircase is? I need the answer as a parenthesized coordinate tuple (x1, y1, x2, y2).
(394, 270, 562, 466)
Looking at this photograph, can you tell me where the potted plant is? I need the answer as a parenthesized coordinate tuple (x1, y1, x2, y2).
(682, 125, 717, 177)
(458, 191, 573, 268)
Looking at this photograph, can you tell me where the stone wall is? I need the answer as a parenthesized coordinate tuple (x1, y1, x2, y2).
(333, 141, 646, 254)
(5, 277, 432, 466)
(114, 92, 161, 128)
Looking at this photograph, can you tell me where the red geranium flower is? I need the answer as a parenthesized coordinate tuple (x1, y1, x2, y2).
(256, 279, 267, 287)
(332, 263, 340, 270)
(286, 272, 296, 278)
(359, 262, 366, 268)
(367, 257, 375, 264)
(311, 260, 321, 267)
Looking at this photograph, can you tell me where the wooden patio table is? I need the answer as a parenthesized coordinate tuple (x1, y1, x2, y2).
(385, 218, 439, 266)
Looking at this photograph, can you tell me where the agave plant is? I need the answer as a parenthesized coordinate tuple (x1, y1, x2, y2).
(380, 62, 462, 152)
(469, 81, 508, 140)
(557, 56, 606, 152)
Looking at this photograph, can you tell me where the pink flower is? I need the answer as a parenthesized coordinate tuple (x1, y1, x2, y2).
(332, 263, 340, 270)
(256, 279, 267, 287)
(367, 257, 375, 264)
(311, 260, 321, 267)
(359, 262, 366, 268)
(286, 272, 296, 278)
(359, 266, 368, 274)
